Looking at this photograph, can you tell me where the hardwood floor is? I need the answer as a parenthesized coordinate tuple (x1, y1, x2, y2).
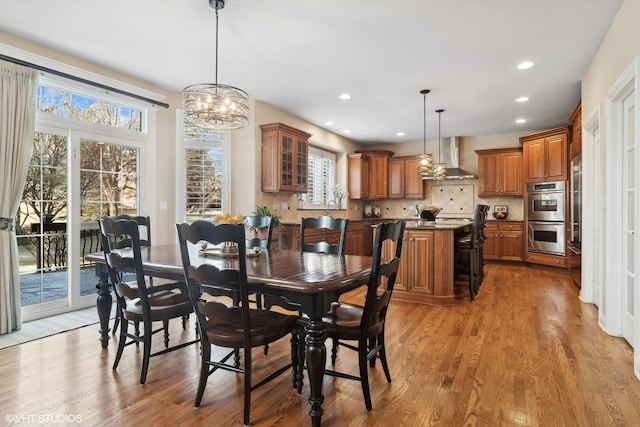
(2, 263, 640, 426)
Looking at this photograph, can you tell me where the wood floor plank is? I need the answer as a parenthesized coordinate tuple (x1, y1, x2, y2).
(3, 263, 640, 426)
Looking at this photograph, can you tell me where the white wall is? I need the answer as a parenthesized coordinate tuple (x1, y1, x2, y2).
(581, 0, 640, 377)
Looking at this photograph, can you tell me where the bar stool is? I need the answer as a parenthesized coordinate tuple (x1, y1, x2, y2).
(455, 204, 489, 300)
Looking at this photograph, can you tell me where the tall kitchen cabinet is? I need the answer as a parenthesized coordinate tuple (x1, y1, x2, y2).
(388, 156, 424, 199)
(348, 150, 393, 199)
(475, 147, 523, 196)
(347, 153, 370, 199)
(260, 123, 311, 193)
(521, 126, 569, 183)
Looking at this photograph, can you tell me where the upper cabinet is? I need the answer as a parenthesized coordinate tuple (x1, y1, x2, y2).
(569, 101, 582, 159)
(347, 153, 370, 199)
(520, 126, 569, 183)
(348, 150, 392, 199)
(261, 123, 311, 193)
(476, 147, 523, 196)
(389, 156, 424, 199)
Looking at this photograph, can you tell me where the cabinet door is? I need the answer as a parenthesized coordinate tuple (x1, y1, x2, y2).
(369, 154, 389, 199)
(500, 151, 523, 196)
(348, 155, 370, 199)
(388, 158, 405, 198)
(406, 230, 434, 294)
(477, 153, 500, 196)
(279, 134, 295, 191)
(545, 134, 567, 181)
(483, 223, 500, 260)
(295, 137, 308, 191)
(500, 230, 524, 261)
(524, 138, 546, 183)
(403, 158, 424, 198)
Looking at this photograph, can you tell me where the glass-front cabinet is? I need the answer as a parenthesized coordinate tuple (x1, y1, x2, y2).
(261, 123, 311, 193)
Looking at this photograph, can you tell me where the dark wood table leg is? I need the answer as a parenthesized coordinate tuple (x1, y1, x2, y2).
(95, 264, 112, 348)
(305, 318, 327, 426)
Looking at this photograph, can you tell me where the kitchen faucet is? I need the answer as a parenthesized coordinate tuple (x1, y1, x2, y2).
(326, 200, 338, 215)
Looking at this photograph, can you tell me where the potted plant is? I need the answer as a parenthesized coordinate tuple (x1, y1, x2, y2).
(251, 205, 281, 242)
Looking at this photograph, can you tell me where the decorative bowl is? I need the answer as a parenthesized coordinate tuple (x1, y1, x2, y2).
(492, 211, 508, 220)
(418, 205, 442, 221)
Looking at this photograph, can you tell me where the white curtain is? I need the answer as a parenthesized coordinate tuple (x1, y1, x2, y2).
(0, 60, 39, 334)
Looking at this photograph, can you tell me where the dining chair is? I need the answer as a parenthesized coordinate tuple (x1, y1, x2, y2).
(300, 215, 348, 255)
(298, 219, 406, 411)
(176, 220, 301, 426)
(99, 216, 197, 384)
(108, 214, 152, 335)
(454, 204, 490, 300)
(243, 214, 273, 251)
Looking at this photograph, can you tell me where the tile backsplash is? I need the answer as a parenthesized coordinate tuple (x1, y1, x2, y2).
(376, 179, 524, 220)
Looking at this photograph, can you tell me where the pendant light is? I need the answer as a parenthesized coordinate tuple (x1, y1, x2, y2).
(416, 89, 433, 177)
(183, 0, 249, 130)
(433, 109, 447, 180)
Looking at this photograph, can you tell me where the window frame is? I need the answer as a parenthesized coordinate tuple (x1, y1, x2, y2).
(175, 110, 230, 223)
(302, 145, 337, 209)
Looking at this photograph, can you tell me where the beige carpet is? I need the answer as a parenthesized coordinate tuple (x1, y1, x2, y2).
(0, 304, 115, 349)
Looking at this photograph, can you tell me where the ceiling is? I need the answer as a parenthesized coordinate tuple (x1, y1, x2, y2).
(0, 0, 623, 146)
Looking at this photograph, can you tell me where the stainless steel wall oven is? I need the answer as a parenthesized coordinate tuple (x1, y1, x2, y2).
(527, 181, 565, 222)
(527, 180, 566, 255)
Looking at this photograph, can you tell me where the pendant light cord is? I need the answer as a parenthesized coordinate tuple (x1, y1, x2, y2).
(215, 7, 219, 87)
(423, 93, 427, 152)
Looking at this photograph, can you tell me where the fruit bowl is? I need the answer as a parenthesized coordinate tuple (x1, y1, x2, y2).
(492, 211, 508, 220)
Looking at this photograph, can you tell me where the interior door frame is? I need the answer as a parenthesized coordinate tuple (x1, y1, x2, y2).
(581, 104, 602, 309)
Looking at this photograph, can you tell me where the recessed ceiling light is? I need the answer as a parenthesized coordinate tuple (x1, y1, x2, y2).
(516, 96, 529, 103)
(325, 121, 334, 126)
(517, 61, 534, 70)
(342, 129, 351, 134)
(396, 132, 405, 137)
(339, 93, 351, 100)
(515, 118, 526, 124)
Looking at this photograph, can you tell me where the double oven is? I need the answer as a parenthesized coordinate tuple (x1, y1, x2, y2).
(527, 181, 565, 255)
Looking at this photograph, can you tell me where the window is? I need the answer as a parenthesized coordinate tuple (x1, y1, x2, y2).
(178, 127, 228, 222)
(37, 83, 143, 131)
(303, 146, 336, 208)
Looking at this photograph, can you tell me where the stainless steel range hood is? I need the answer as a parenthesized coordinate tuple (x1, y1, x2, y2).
(423, 136, 475, 180)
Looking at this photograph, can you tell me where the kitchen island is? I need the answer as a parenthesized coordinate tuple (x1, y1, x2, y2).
(382, 219, 471, 306)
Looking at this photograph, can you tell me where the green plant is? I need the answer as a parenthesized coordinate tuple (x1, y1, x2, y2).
(251, 205, 281, 231)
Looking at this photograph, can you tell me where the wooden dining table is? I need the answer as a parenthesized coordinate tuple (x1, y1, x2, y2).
(87, 244, 372, 427)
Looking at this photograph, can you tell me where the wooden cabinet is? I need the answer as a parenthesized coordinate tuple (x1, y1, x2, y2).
(347, 153, 370, 199)
(381, 226, 459, 306)
(476, 148, 523, 196)
(260, 123, 311, 193)
(521, 126, 569, 183)
(344, 221, 364, 255)
(278, 221, 366, 256)
(483, 221, 524, 261)
(348, 150, 393, 199)
(389, 156, 424, 199)
(570, 101, 582, 158)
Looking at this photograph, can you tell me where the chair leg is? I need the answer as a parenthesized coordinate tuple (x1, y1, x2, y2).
(194, 344, 211, 407)
(331, 337, 339, 365)
(368, 336, 377, 367)
(243, 347, 252, 427)
(134, 321, 141, 346)
(290, 332, 298, 390)
(163, 319, 170, 348)
(378, 333, 391, 383)
(182, 314, 189, 330)
(140, 321, 152, 384)
(112, 312, 120, 335)
(468, 251, 475, 301)
(359, 339, 373, 411)
(297, 330, 306, 395)
(112, 315, 128, 370)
